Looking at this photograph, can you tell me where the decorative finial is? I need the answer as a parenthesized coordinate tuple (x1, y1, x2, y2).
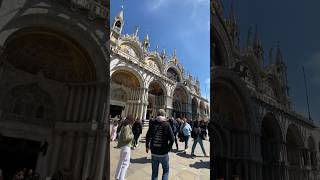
(143, 34, 150, 49)
(247, 26, 252, 48)
(173, 48, 177, 57)
(161, 49, 166, 60)
(134, 26, 139, 37)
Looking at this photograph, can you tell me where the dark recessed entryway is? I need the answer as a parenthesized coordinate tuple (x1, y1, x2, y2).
(0, 136, 41, 179)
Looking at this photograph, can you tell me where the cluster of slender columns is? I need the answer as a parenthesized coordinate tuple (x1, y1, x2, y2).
(41, 82, 108, 179)
(124, 87, 148, 120)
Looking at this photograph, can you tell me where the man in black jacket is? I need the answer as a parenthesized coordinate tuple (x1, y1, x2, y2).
(146, 109, 174, 180)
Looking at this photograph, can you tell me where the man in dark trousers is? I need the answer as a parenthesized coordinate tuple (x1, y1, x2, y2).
(146, 109, 174, 180)
(169, 117, 179, 151)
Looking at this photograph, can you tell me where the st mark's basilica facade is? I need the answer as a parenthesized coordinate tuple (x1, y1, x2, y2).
(211, 1, 320, 180)
(110, 10, 209, 121)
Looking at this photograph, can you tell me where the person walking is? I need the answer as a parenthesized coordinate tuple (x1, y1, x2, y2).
(181, 118, 192, 150)
(169, 117, 179, 151)
(132, 118, 142, 149)
(115, 115, 134, 180)
(146, 109, 174, 180)
(111, 119, 119, 141)
(191, 121, 207, 157)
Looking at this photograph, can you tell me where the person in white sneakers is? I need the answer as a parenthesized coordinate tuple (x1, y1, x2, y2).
(115, 115, 134, 180)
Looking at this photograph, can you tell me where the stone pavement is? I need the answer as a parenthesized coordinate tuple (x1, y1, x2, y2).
(110, 128, 210, 180)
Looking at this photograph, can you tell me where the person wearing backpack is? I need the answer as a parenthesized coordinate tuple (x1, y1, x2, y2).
(191, 121, 208, 157)
(181, 118, 192, 150)
(115, 115, 134, 180)
(169, 117, 179, 151)
(146, 109, 174, 180)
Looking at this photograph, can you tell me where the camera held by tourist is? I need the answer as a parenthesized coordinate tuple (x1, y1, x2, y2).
(146, 109, 175, 180)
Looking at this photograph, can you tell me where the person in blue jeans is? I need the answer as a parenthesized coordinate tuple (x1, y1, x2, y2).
(191, 121, 208, 157)
(181, 118, 192, 150)
(146, 109, 174, 180)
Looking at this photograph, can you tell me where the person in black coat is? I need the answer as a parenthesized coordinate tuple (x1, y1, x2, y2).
(169, 117, 180, 151)
(132, 118, 143, 149)
(191, 121, 207, 157)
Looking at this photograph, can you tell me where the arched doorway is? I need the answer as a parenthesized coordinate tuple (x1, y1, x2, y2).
(286, 124, 304, 180)
(110, 70, 141, 119)
(211, 81, 248, 180)
(172, 86, 188, 118)
(261, 114, 283, 180)
(147, 81, 166, 118)
(0, 26, 102, 179)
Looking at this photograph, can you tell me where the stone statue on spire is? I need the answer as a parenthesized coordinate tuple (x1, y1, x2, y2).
(134, 26, 139, 37)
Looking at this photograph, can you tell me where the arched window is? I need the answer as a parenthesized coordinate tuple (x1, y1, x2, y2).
(167, 68, 180, 82)
(115, 21, 122, 30)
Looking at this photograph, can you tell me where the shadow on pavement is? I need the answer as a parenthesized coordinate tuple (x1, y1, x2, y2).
(189, 160, 210, 169)
(176, 151, 193, 159)
(130, 157, 151, 164)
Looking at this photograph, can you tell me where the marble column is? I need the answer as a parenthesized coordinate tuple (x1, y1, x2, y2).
(92, 85, 101, 122)
(73, 133, 86, 179)
(66, 86, 75, 121)
(49, 131, 62, 176)
(62, 132, 75, 169)
(94, 130, 108, 180)
(82, 134, 95, 180)
(80, 86, 89, 122)
(86, 87, 95, 121)
(73, 86, 82, 122)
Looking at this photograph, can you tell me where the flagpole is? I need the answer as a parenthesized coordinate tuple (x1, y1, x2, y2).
(302, 66, 311, 120)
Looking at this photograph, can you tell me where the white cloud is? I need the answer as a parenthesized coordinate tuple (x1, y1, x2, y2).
(147, 0, 169, 11)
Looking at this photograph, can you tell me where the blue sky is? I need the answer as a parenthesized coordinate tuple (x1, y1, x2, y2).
(223, 0, 320, 124)
(110, 0, 210, 100)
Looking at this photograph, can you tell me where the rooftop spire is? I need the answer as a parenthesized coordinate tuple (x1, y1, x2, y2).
(246, 26, 252, 48)
(253, 25, 261, 47)
(143, 34, 150, 49)
(268, 47, 274, 65)
(276, 41, 283, 65)
(117, 7, 124, 20)
(134, 26, 139, 37)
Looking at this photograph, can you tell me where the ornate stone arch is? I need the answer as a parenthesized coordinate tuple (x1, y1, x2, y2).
(212, 11, 233, 67)
(212, 67, 253, 130)
(0, 13, 108, 82)
(145, 54, 164, 73)
(147, 79, 167, 97)
(165, 64, 183, 83)
(110, 66, 144, 88)
(118, 40, 144, 60)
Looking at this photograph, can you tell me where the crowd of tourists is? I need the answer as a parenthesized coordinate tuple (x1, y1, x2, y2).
(8, 168, 39, 180)
(111, 109, 209, 180)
